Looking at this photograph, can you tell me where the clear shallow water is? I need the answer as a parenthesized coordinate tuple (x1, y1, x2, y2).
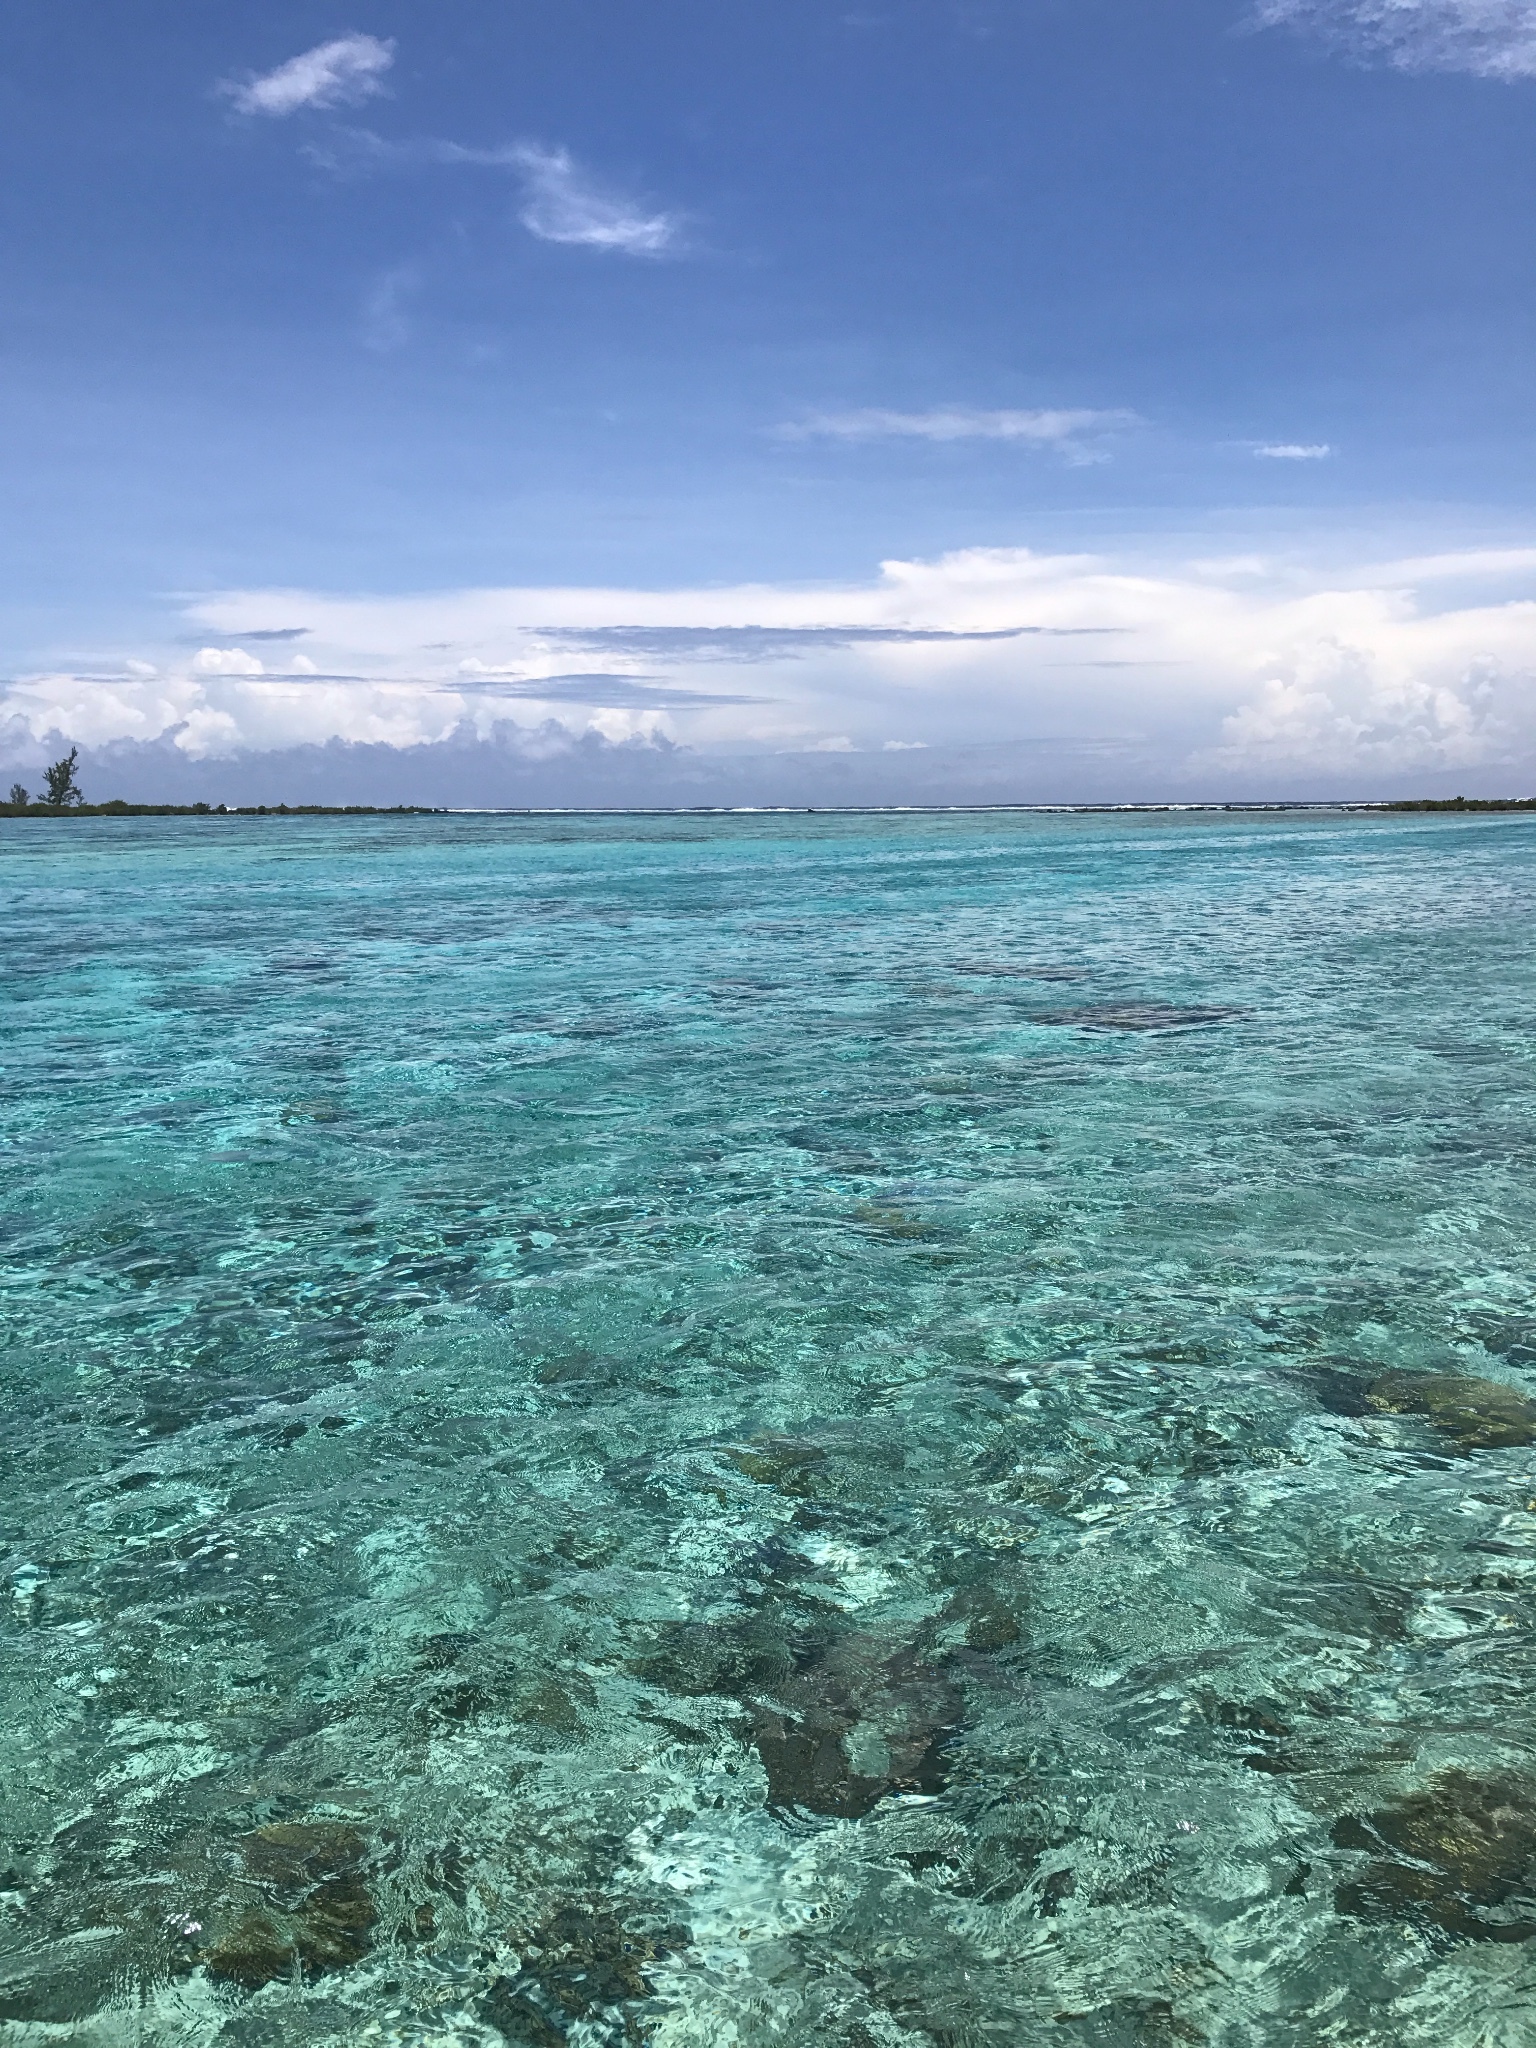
(5, 808, 1536, 2047)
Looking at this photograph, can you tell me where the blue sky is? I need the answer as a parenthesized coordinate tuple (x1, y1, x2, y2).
(6, 0, 1536, 800)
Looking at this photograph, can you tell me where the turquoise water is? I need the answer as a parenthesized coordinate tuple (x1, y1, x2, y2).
(5, 807, 1536, 2047)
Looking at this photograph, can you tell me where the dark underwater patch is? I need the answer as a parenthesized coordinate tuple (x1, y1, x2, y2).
(480, 1902, 689, 2046)
(1030, 1003, 1247, 1033)
(953, 961, 1090, 981)
(1316, 1367, 1536, 1450)
(751, 1634, 963, 1818)
(1363, 1370, 1536, 1450)
(1333, 1771, 1536, 1941)
(201, 1822, 377, 1986)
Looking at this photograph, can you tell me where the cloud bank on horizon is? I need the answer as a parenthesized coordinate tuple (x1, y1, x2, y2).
(7, 543, 1536, 797)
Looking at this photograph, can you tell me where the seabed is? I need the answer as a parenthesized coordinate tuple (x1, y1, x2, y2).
(4, 806, 1536, 2046)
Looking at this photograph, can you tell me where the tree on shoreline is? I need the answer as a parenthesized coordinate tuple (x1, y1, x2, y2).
(42, 749, 83, 808)
(7, 782, 27, 807)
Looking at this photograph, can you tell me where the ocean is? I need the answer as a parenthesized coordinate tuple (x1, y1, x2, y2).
(5, 806, 1536, 2046)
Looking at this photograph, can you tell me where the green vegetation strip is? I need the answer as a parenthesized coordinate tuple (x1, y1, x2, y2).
(1, 801, 447, 817)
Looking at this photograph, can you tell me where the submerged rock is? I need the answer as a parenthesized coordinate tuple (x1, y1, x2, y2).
(281, 1098, 342, 1124)
(1209, 1697, 1295, 1773)
(852, 1204, 940, 1240)
(953, 961, 1087, 981)
(1361, 1371, 1536, 1450)
(202, 1822, 375, 1987)
(1333, 1770, 1536, 1940)
(631, 1611, 970, 1818)
(1030, 1002, 1244, 1033)
(724, 1433, 827, 1494)
(481, 1902, 688, 2046)
(1051, 1997, 1206, 2045)
(1310, 1367, 1378, 1419)
(628, 1614, 797, 1700)
(942, 1583, 1022, 1652)
(751, 1634, 963, 1818)
(516, 1674, 594, 1737)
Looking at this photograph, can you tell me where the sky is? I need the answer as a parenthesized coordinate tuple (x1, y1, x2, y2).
(6, 0, 1536, 802)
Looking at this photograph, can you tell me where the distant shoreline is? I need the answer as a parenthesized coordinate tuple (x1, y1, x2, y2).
(3, 797, 1536, 820)
(0, 802, 447, 818)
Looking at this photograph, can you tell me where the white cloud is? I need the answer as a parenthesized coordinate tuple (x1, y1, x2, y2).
(11, 540, 1536, 792)
(1360, 545, 1536, 582)
(509, 145, 680, 254)
(784, 407, 1134, 463)
(299, 131, 684, 257)
(1255, 442, 1332, 460)
(1188, 554, 1272, 578)
(1255, 0, 1536, 78)
(193, 647, 264, 676)
(227, 35, 396, 117)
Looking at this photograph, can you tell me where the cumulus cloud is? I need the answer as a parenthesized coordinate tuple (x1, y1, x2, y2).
(9, 541, 1536, 796)
(193, 646, 264, 676)
(226, 34, 396, 117)
(1254, 0, 1536, 78)
(784, 407, 1135, 463)
(1255, 442, 1332, 459)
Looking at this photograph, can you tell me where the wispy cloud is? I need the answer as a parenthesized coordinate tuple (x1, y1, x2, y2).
(1254, 0, 1536, 79)
(362, 266, 418, 351)
(505, 144, 681, 254)
(226, 34, 396, 117)
(450, 669, 772, 708)
(533, 623, 1086, 662)
(782, 407, 1137, 463)
(1255, 442, 1333, 459)
(306, 131, 683, 256)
